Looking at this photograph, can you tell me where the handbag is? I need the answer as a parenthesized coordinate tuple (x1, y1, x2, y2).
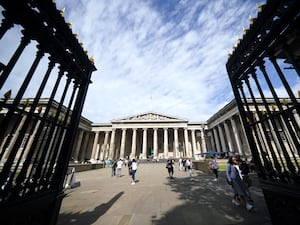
(226, 178, 232, 185)
(244, 175, 252, 187)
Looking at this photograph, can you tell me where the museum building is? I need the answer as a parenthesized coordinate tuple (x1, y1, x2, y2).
(73, 100, 252, 162)
(1, 97, 296, 164)
(72, 97, 299, 162)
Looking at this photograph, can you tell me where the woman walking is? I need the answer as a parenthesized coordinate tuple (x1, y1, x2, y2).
(185, 158, 193, 177)
(130, 159, 138, 185)
(166, 157, 175, 178)
(226, 156, 254, 211)
(210, 155, 219, 181)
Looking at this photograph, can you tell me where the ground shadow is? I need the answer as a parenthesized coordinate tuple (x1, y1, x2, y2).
(152, 171, 272, 225)
(57, 191, 124, 225)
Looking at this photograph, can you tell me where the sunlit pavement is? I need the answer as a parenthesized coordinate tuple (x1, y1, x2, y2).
(57, 163, 272, 225)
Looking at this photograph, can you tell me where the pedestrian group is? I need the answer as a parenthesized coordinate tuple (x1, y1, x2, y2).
(107, 152, 254, 212)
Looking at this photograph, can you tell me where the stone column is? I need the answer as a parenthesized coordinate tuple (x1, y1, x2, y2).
(109, 129, 116, 159)
(200, 126, 207, 153)
(81, 131, 90, 161)
(184, 128, 190, 157)
(103, 131, 109, 159)
(91, 131, 99, 161)
(196, 140, 201, 153)
(281, 110, 298, 157)
(153, 128, 158, 159)
(120, 128, 127, 159)
(74, 129, 84, 162)
(0, 135, 9, 157)
(191, 129, 197, 156)
(218, 124, 227, 152)
(22, 120, 41, 161)
(209, 131, 215, 152)
(213, 127, 221, 152)
(293, 109, 300, 127)
(131, 128, 137, 159)
(231, 116, 243, 154)
(142, 128, 147, 159)
(164, 128, 168, 158)
(224, 120, 234, 152)
(3, 115, 27, 160)
(174, 128, 179, 158)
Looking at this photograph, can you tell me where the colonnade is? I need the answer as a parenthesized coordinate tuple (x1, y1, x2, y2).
(89, 125, 207, 161)
(208, 115, 248, 155)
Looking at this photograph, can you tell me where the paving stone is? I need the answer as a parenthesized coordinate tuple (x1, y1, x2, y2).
(57, 163, 272, 225)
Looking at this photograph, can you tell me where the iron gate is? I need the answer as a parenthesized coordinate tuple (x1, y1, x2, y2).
(226, 0, 300, 224)
(0, 1, 96, 224)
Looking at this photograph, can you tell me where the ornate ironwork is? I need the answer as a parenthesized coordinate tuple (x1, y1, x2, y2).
(226, 0, 300, 224)
(0, 1, 96, 224)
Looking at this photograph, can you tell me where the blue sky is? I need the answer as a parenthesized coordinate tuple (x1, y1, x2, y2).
(4, 0, 299, 123)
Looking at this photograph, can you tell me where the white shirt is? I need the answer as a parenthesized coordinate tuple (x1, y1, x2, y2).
(211, 158, 218, 169)
(186, 159, 192, 167)
(226, 164, 242, 182)
(131, 161, 138, 170)
(117, 160, 123, 169)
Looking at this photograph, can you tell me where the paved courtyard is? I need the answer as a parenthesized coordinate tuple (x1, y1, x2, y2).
(57, 162, 272, 225)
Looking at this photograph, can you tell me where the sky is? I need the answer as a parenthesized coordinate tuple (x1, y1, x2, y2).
(4, 0, 298, 124)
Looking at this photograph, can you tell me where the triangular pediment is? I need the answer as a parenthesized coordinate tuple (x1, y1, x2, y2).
(112, 111, 187, 123)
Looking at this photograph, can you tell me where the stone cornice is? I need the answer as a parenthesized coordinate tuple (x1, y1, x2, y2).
(112, 111, 188, 123)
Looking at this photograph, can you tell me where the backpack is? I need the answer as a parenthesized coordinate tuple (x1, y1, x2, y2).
(240, 161, 249, 175)
(166, 160, 173, 168)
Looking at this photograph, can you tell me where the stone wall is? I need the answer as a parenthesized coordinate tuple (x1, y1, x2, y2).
(69, 163, 105, 172)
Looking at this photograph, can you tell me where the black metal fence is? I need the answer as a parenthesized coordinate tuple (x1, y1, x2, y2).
(0, 1, 96, 224)
(226, 0, 300, 224)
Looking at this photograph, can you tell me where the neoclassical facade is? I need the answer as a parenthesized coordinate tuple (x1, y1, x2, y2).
(88, 112, 207, 161)
(2, 98, 281, 164)
(206, 100, 250, 156)
(70, 102, 256, 162)
(71, 100, 259, 161)
(5, 98, 293, 163)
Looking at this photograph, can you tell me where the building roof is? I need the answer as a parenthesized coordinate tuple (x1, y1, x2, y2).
(111, 111, 188, 123)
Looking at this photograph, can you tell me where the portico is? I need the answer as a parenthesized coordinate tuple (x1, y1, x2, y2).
(90, 112, 207, 160)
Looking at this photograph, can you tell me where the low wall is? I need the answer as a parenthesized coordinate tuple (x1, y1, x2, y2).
(68, 163, 105, 172)
(192, 160, 212, 173)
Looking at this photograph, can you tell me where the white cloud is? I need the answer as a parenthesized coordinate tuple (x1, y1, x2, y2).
(1, 0, 270, 123)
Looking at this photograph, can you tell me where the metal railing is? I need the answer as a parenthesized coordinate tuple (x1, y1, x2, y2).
(0, 1, 96, 224)
(226, 1, 300, 224)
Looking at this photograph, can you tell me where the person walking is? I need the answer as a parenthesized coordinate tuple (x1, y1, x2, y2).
(127, 159, 132, 175)
(235, 153, 252, 188)
(111, 159, 117, 177)
(235, 153, 254, 204)
(106, 158, 111, 168)
(166, 157, 175, 178)
(226, 156, 254, 211)
(182, 158, 187, 171)
(179, 157, 184, 171)
(130, 159, 138, 185)
(116, 159, 123, 177)
(210, 155, 219, 181)
(185, 158, 193, 177)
